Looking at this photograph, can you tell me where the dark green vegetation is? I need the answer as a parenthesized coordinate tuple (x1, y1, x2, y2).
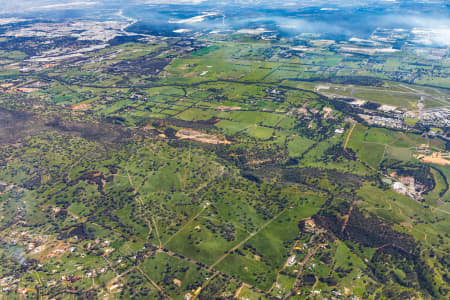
(0, 28, 449, 300)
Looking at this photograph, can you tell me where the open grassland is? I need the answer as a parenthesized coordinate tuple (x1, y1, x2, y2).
(0, 31, 449, 300)
(346, 124, 445, 169)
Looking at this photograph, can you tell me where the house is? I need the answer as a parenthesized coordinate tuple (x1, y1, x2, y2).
(287, 255, 296, 266)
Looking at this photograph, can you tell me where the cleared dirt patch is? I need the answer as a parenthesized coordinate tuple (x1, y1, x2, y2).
(176, 128, 231, 145)
(70, 103, 91, 111)
(416, 153, 450, 166)
(216, 105, 241, 111)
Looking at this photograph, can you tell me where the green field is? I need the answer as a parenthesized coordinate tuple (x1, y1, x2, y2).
(0, 20, 449, 300)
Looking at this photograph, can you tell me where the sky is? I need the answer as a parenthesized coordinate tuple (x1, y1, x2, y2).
(0, 1, 101, 14)
(1, 0, 449, 13)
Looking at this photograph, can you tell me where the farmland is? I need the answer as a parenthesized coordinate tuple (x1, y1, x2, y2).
(0, 3, 449, 299)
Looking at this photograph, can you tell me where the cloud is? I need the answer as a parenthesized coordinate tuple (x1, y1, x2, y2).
(380, 14, 450, 46)
(142, 0, 206, 4)
(0, 1, 100, 14)
(33, 1, 98, 10)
